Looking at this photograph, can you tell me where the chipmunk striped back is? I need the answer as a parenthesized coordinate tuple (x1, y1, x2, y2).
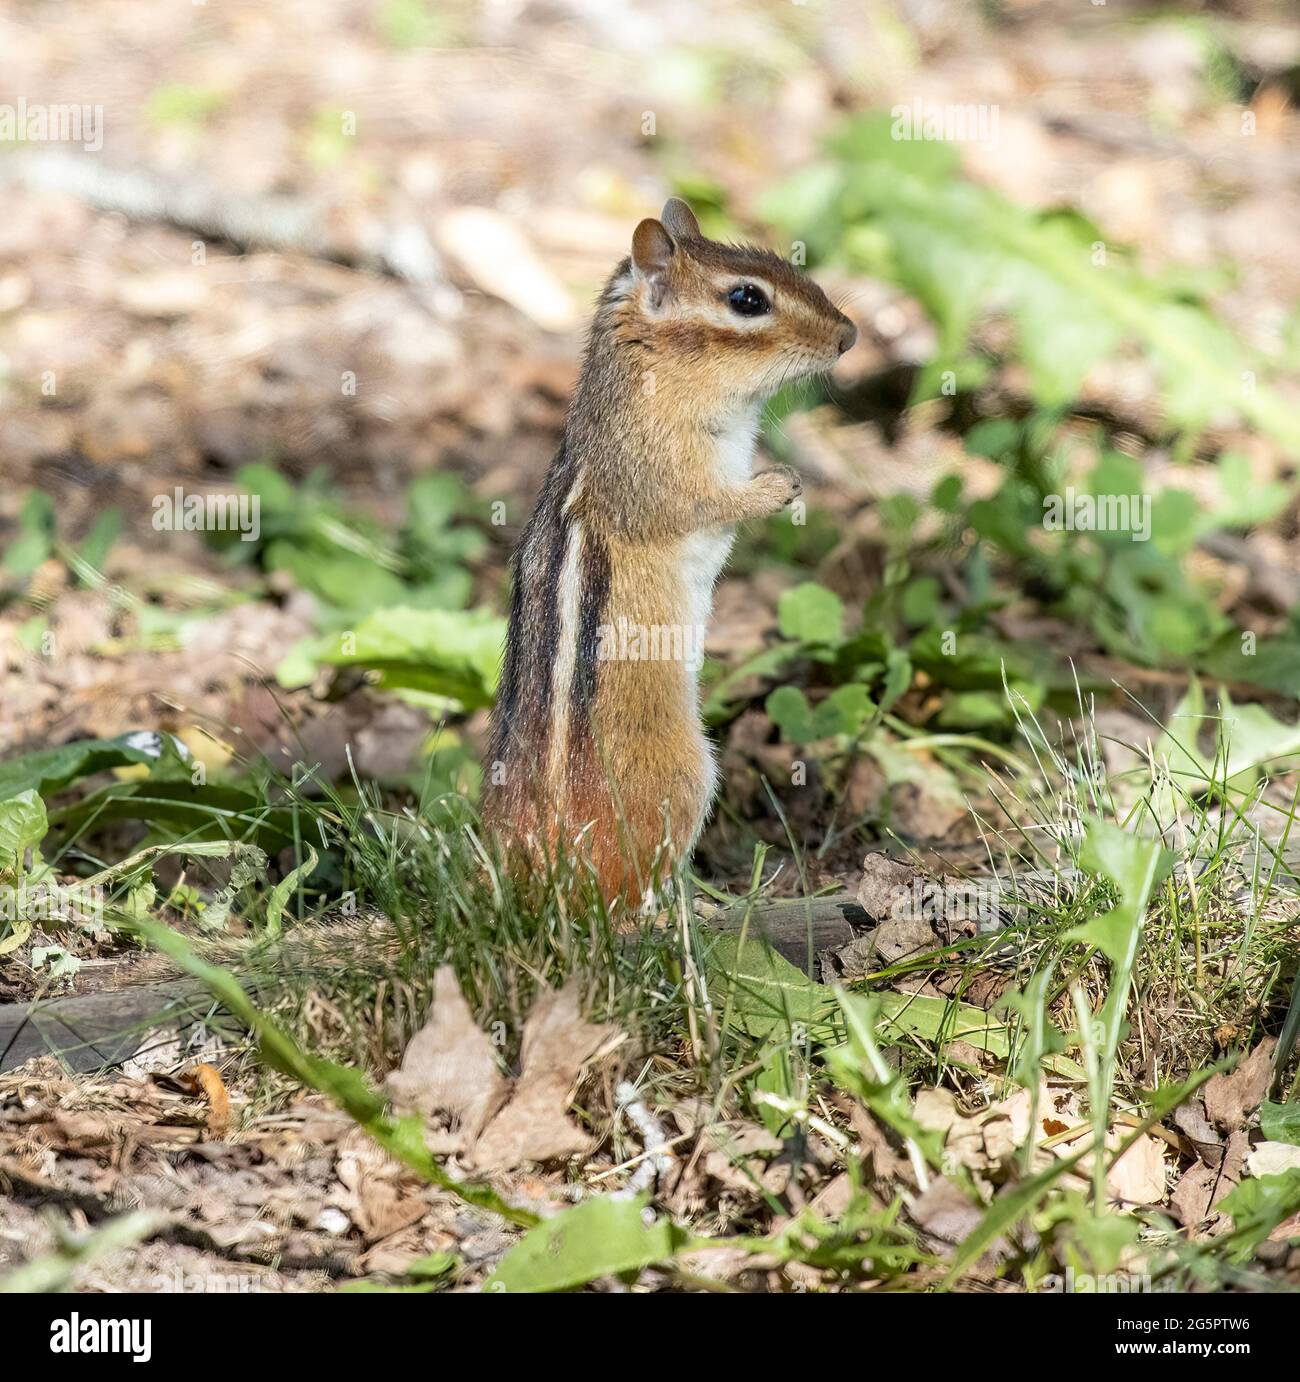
(483, 199, 856, 904)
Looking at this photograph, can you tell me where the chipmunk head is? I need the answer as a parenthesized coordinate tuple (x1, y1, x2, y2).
(614, 197, 856, 409)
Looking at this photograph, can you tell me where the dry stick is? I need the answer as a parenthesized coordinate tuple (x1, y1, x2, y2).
(0, 150, 457, 303)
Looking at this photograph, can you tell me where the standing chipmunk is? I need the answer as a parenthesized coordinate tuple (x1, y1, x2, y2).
(484, 198, 856, 904)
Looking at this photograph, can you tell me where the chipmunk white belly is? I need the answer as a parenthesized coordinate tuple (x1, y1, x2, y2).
(678, 406, 760, 676)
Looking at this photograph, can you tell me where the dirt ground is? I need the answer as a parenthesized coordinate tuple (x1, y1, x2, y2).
(3, 0, 1300, 1293)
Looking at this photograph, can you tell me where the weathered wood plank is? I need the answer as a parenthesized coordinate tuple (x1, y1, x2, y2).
(0, 981, 213, 1073)
(0, 894, 866, 1072)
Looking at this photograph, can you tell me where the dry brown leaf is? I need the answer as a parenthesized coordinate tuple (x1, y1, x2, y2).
(981, 1088, 1035, 1165)
(856, 852, 917, 921)
(387, 969, 618, 1172)
(1203, 1038, 1276, 1132)
(913, 1088, 960, 1136)
(914, 1085, 1038, 1170)
(871, 914, 937, 964)
(1104, 1131, 1167, 1207)
(1173, 1098, 1223, 1165)
(1170, 1162, 1230, 1234)
(910, 1176, 985, 1257)
(437, 207, 577, 331)
(471, 983, 618, 1170)
(385, 967, 510, 1152)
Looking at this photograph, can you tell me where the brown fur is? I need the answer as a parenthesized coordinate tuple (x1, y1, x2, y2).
(483, 200, 855, 904)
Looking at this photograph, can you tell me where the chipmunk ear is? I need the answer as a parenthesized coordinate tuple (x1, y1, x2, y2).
(631, 217, 676, 309)
(660, 197, 701, 240)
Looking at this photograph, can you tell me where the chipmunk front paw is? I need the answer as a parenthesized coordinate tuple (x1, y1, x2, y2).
(750, 466, 802, 515)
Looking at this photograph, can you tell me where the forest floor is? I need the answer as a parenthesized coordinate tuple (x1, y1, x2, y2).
(2, 0, 1300, 1293)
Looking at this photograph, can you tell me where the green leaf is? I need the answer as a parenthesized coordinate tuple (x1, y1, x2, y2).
(769, 683, 875, 744)
(811, 684, 874, 739)
(765, 112, 1300, 454)
(777, 582, 844, 645)
(1064, 1210, 1140, 1276)
(0, 734, 168, 802)
(765, 685, 815, 744)
(47, 779, 300, 854)
(1065, 816, 1172, 1206)
(3, 490, 56, 580)
(290, 606, 506, 708)
(1260, 1102, 1300, 1147)
(264, 846, 319, 937)
(1213, 452, 1290, 528)
(1218, 1171, 1300, 1261)
(1154, 680, 1300, 796)
(1202, 631, 1300, 695)
(0, 790, 47, 873)
(705, 931, 839, 1040)
(264, 541, 408, 613)
(484, 1195, 685, 1293)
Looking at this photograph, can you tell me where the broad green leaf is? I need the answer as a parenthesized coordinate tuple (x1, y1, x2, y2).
(1063, 1206, 1140, 1276)
(484, 1195, 685, 1293)
(705, 931, 839, 1039)
(813, 684, 874, 739)
(291, 606, 505, 708)
(1260, 1102, 1300, 1147)
(764, 113, 1300, 454)
(47, 780, 300, 853)
(1218, 1171, 1300, 1261)
(766, 683, 873, 743)
(765, 685, 815, 744)
(1078, 816, 1173, 899)
(0, 790, 47, 873)
(0, 734, 168, 802)
(1214, 452, 1290, 528)
(777, 582, 844, 645)
(1154, 681, 1300, 798)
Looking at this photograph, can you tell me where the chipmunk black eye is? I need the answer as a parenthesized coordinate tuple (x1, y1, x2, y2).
(727, 283, 770, 317)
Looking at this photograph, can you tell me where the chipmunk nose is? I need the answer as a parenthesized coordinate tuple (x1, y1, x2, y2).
(835, 318, 857, 355)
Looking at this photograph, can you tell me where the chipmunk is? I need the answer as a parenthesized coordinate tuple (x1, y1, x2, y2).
(483, 198, 855, 905)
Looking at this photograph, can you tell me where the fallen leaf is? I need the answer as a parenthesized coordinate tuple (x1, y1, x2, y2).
(1246, 1141, 1300, 1178)
(331, 1129, 429, 1242)
(1203, 1038, 1277, 1133)
(437, 207, 577, 331)
(856, 852, 917, 921)
(910, 1176, 985, 1257)
(871, 914, 938, 964)
(1173, 1098, 1224, 1166)
(1105, 1131, 1167, 1207)
(1169, 1130, 1248, 1235)
(471, 982, 618, 1170)
(386, 970, 618, 1172)
(385, 966, 510, 1151)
